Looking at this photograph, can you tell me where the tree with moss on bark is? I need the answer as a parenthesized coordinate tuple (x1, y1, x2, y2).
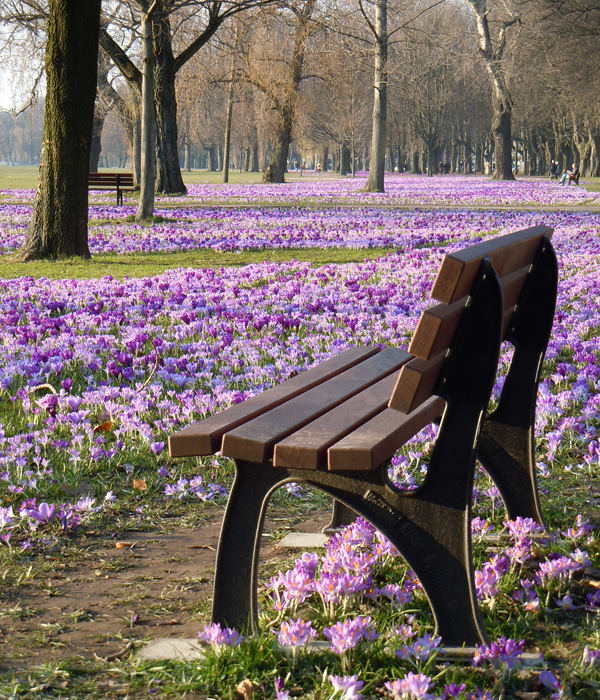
(19, 0, 101, 260)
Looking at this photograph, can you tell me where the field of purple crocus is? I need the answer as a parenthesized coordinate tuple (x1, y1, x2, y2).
(0, 177, 599, 698)
(0, 204, 599, 256)
(1, 173, 600, 210)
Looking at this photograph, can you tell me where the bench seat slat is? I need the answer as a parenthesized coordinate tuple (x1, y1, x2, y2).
(432, 226, 552, 304)
(222, 348, 411, 464)
(273, 372, 401, 471)
(327, 397, 445, 471)
(168, 347, 380, 457)
(409, 264, 531, 360)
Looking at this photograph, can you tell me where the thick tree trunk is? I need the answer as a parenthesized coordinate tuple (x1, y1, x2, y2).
(411, 150, 421, 174)
(590, 130, 600, 176)
(153, 9, 186, 194)
(340, 144, 351, 175)
(426, 141, 435, 176)
(365, 0, 387, 192)
(492, 104, 514, 180)
(136, 6, 156, 221)
(20, 0, 101, 261)
(89, 114, 103, 172)
(261, 0, 315, 184)
(263, 121, 292, 183)
(207, 146, 218, 171)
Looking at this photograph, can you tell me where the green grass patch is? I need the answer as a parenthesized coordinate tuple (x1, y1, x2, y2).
(0, 166, 346, 192)
(0, 247, 396, 279)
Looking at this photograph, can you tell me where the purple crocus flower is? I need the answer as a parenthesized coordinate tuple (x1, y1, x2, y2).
(384, 672, 434, 699)
(150, 441, 165, 456)
(198, 622, 241, 647)
(329, 674, 365, 700)
(276, 618, 316, 647)
(473, 635, 526, 669)
(27, 502, 56, 524)
(539, 670, 565, 699)
(323, 615, 378, 654)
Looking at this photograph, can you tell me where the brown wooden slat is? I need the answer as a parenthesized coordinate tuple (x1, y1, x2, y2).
(409, 264, 531, 360)
(88, 173, 135, 188)
(273, 372, 403, 471)
(222, 347, 411, 463)
(431, 226, 552, 304)
(168, 347, 380, 457)
(327, 397, 445, 471)
(408, 297, 465, 360)
(388, 353, 446, 414)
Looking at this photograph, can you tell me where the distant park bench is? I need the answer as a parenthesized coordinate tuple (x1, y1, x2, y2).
(169, 225, 558, 647)
(88, 172, 135, 205)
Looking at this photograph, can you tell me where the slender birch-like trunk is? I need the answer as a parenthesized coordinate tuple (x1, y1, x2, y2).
(136, 2, 157, 221)
(365, 0, 388, 192)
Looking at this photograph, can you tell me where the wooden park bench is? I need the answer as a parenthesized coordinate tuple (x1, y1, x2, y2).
(88, 172, 135, 205)
(168, 225, 558, 647)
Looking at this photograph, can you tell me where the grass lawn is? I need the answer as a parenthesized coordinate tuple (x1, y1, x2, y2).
(0, 248, 393, 279)
(0, 165, 345, 191)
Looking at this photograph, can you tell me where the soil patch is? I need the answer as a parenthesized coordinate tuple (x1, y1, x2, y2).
(0, 509, 330, 672)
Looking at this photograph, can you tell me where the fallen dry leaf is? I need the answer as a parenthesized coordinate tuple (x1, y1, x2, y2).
(234, 679, 255, 700)
(115, 541, 136, 549)
(132, 479, 147, 491)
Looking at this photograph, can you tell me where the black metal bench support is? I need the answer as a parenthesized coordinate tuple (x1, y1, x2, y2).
(211, 260, 504, 647)
(478, 238, 558, 524)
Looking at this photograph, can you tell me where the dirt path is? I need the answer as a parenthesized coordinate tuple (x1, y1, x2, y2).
(0, 510, 330, 672)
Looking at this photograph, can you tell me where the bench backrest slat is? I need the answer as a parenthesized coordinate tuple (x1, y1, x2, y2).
(389, 227, 553, 414)
(388, 353, 445, 414)
(431, 225, 552, 304)
(88, 172, 135, 187)
(409, 264, 531, 361)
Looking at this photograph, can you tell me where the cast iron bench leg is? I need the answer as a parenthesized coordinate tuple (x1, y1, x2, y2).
(322, 500, 357, 534)
(211, 459, 283, 632)
(478, 238, 558, 525)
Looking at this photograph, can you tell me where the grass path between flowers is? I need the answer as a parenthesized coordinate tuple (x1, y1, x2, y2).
(0, 248, 393, 279)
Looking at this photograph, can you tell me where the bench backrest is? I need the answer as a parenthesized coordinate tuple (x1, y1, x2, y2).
(388, 225, 553, 413)
(88, 172, 134, 188)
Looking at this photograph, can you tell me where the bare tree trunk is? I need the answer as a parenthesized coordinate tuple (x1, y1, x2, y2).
(136, 4, 156, 221)
(411, 150, 421, 174)
(263, 125, 292, 182)
(222, 46, 237, 184)
(184, 140, 191, 172)
(365, 0, 387, 192)
(20, 0, 101, 261)
(89, 114, 103, 172)
(153, 8, 186, 194)
(492, 106, 514, 180)
(468, 0, 517, 180)
(262, 0, 315, 184)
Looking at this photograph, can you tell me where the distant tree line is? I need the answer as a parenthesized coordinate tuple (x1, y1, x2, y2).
(0, 0, 597, 257)
(1, 0, 598, 181)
